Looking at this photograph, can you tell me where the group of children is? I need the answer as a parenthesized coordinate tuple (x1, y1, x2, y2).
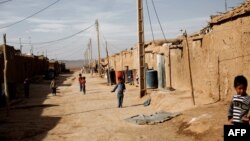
(77, 73, 126, 108)
(51, 72, 250, 124)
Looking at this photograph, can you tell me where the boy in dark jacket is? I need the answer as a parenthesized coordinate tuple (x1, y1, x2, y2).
(111, 77, 126, 108)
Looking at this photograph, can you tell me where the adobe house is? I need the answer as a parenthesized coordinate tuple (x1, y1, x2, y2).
(0, 44, 50, 102)
(182, 0, 250, 101)
(102, 0, 250, 101)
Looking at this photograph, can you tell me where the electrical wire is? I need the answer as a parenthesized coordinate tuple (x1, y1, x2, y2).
(99, 25, 127, 55)
(7, 23, 95, 45)
(151, 0, 167, 41)
(35, 36, 83, 54)
(145, 0, 155, 42)
(34, 27, 95, 52)
(61, 43, 90, 60)
(99, 25, 123, 58)
(0, 0, 61, 29)
(99, 26, 107, 42)
(0, 0, 11, 5)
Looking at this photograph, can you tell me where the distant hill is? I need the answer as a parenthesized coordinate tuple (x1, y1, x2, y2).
(60, 60, 84, 69)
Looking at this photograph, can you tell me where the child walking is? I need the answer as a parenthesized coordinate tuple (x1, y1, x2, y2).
(50, 78, 57, 96)
(78, 74, 83, 92)
(81, 76, 86, 94)
(228, 75, 250, 125)
(111, 77, 126, 108)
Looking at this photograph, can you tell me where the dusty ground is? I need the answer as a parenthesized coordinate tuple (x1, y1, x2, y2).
(0, 71, 230, 141)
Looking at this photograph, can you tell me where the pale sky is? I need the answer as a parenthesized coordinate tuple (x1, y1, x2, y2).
(0, 0, 245, 60)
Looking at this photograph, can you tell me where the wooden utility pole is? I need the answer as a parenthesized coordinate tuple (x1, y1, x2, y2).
(88, 42, 91, 68)
(218, 56, 221, 101)
(19, 38, 22, 53)
(90, 38, 93, 63)
(168, 47, 172, 89)
(121, 52, 123, 71)
(184, 31, 195, 105)
(86, 48, 88, 67)
(29, 36, 33, 55)
(84, 49, 87, 67)
(95, 19, 101, 77)
(83, 50, 86, 66)
(137, 0, 146, 97)
(3, 34, 10, 116)
(105, 41, 111, 85)
(225, 0, 228, 11)
(89, 38, 93, 75)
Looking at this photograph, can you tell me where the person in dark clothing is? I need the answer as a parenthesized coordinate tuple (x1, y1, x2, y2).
(81, 76, 86, 94)
(50, 78, 57, 96)
(23, 78, 30, 98)
(111, 77, 126, 108)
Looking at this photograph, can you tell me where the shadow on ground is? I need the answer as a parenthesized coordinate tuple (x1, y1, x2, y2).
(0, 73, 73, 141)
(55, 103, 144, 117)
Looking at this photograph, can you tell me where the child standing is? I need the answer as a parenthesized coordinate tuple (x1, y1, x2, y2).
(228, 75, 250, 125)
(50, 78, 57, 96)
(81, 76, 86, 94)
(78, 74, 83, 92)
(111, 77, 126, 108)
(23, 78, 30, 98)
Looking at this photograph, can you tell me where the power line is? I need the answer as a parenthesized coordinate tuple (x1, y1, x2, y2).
(99, 24, 126, 57)
(0, 0, 12, 5)
(151, 0, 167, 40)
(0, 0, 61, 29)
(99, 25, 128, 54)
(145, 0, 155, 41)
(57, 44, 89, 60)
(7, 23, 95, 45)
(35, 35, 83, 53)
(99, 26, 107, 42)
(33, 27, 95, 51)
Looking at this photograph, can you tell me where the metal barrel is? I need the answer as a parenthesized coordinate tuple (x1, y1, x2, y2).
(146, 70, 158, 89)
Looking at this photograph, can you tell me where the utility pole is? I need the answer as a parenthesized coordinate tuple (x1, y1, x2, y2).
(88, 42, 91, 70)
(184, 31, 195, 105)
(19, 38, 22, 53)
(86, 48, 88, 67)
(121, 51, 123, 71)
(168, 47, 172, 89)
(84, 49, 87, 66)
(89, 38, 93, 75)
(90, 38, 93, 63)
(3, 34, 10, 116)
(29, 36, 33, 55)
(218, 56, 221, 101)
(87, 43, 90, 73)
(225, 0, 228, 11)
(95, 19, 101, 77)
(105, 41, 111, 85)
(137, 0, 146, 97)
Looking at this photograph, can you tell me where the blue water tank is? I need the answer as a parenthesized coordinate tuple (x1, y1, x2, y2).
(109, 70, 116, 85)
(146, 70, 158, 89)
(127, 70, 133, 83)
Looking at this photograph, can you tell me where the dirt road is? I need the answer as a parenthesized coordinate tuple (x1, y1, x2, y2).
(0, 71, 228, 141)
